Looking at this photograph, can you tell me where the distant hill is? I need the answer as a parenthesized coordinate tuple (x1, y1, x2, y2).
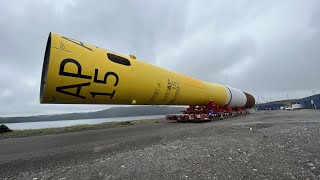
(0, 106, 185, 123)
(254, 99, 297, 107)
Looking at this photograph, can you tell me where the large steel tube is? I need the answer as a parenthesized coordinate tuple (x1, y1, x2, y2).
(40, 32, 255, 108)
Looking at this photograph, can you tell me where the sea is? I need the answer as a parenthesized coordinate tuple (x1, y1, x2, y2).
(4, 115, 164, 130)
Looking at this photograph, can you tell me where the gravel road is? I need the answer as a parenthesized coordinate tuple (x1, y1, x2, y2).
(1, 110, 320, 180)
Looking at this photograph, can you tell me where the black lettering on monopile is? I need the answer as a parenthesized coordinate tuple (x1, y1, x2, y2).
(93, 69, 119, 86)
(59, 59, 92, 79)
(61, 36, 92, 51)
(90, 91, 115, 99)
(167, 79, 172, 90)
(56, 82, 91, 99)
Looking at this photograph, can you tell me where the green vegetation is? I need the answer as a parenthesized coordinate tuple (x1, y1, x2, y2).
(0, 106, 183, 123)
(0, 119, 162, 139)
(0, 124, 12, 133)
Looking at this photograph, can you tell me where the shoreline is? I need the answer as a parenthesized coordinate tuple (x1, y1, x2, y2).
(0, 118, 162, 139)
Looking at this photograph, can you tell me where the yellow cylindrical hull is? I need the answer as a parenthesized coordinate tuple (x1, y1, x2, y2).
(40, 32, 255, 108)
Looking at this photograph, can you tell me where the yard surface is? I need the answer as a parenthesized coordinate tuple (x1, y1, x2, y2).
(0, 110, 320, 179)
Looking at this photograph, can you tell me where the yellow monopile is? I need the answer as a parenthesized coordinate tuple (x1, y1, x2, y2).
(40, 32, 255, 108)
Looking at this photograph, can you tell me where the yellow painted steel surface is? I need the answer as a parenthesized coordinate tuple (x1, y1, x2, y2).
(41, 32, 229, 106)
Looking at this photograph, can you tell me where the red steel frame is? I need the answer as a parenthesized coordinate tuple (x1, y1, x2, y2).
(166, 100, 247, 122)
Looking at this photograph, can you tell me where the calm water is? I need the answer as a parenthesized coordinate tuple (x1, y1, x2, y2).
(4, 115, 164, 130)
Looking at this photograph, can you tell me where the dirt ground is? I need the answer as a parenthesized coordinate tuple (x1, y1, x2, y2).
(1, 110, 320, 180)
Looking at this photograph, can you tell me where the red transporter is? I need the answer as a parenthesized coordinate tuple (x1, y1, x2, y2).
(166, 100, 248, 122)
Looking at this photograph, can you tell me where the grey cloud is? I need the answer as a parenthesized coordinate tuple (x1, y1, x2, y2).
(0, 0, 320, 115)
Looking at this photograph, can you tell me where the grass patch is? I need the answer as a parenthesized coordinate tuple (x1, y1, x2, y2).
(0, 119, 162, 139)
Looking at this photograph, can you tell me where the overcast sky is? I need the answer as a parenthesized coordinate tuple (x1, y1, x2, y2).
(1, 0, 319, 116)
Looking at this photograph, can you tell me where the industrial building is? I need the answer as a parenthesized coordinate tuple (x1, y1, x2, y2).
(292, 94, 320, 109)
(256, 103, 285, 110)
(256, 94, 320, 110)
